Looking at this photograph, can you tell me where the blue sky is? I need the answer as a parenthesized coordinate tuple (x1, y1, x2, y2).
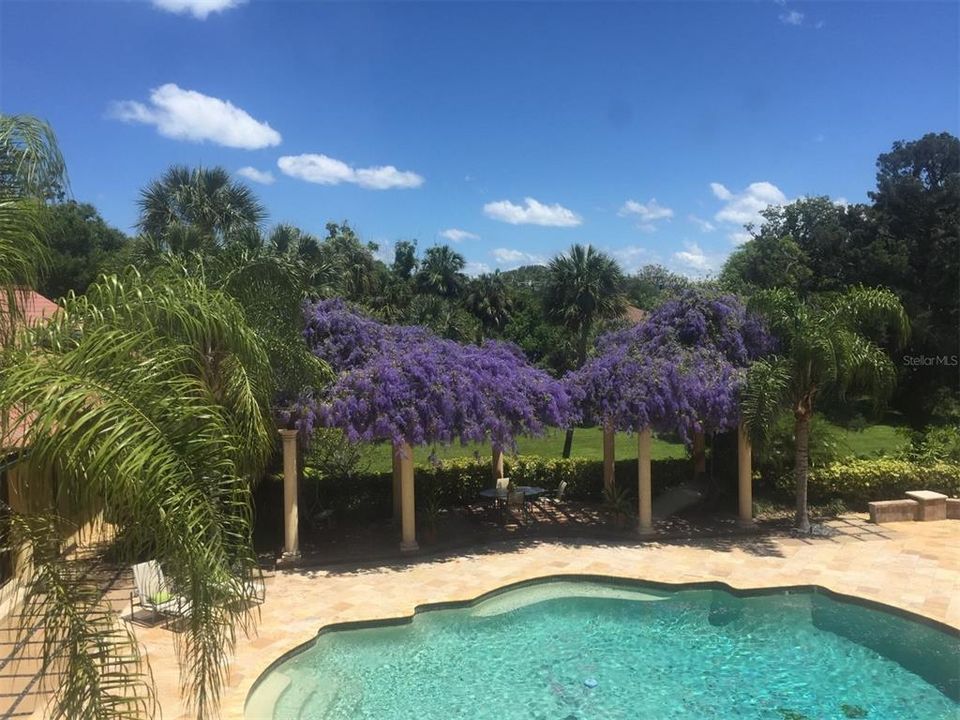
(2, 1, 957, 276)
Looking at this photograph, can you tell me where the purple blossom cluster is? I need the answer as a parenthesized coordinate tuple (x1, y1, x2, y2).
(573, 291, 770, 440)
(302, 301, 574, 449)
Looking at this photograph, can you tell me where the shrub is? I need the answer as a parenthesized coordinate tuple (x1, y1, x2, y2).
(776, 458, 960, 508)
(293, 455, 695, 521)
(900, 425, 960, 464)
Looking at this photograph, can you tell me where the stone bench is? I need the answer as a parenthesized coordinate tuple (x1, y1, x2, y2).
(868, 499, 918, 524)
(948, 498, 960, 520)
(905, 490, 948, 521)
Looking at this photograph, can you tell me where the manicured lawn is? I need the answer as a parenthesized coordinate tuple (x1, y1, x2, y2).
(355, 422, 909, 474)
(834, 423, 909, 458)
(358, 428, 687, 474)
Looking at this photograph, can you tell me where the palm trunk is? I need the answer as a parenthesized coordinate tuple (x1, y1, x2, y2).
(562, 326, 590, 459)
(794, 412, 811, 533)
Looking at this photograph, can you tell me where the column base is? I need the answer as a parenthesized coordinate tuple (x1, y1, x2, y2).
(637, 522, 655, 537)
(400, 540, 420, 553)
(737, 517, 755, 529)
(277, 550, 301, 569)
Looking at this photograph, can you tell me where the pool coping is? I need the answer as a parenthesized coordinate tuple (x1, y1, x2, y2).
(242, 572, 960, 718)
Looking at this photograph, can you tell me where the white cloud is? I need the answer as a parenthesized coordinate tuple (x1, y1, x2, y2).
(729, 231, 753, 246)
(712, 181, 788, 227)
(110, 83, 280, 149)
(672, 242, 714, 275)
(236, 166, 275, 185)
(688, 215, 716, 233)
(779, 10, 804, 25)
(710, 182, 734, 201)
(833, 196, 850, 207)
(439, 228, 479, 243)
(618, 199, 674, 231)
(483, 197, 582, 227)
(491, 248, 546, 266)
(151, 0, 244, 19)
(277, 154, 424, 190)
(464, 261, 491, 276)
(613, 245, 655, 272)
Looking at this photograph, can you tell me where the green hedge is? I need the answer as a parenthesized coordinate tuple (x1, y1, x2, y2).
(777, 459, 960, 508)
(298, 455, 696, 520)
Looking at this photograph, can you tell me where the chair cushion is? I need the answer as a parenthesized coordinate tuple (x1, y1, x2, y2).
(148, 591, 173, 605)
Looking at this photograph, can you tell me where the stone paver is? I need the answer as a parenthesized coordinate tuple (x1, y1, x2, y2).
(127, 515, 959, 719)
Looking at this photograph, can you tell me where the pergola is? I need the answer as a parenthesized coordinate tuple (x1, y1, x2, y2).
(571, 291, 774, 533)
(293, 300, 572, 552)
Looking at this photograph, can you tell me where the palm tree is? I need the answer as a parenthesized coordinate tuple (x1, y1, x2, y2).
(0, 118, 278, 719)
(416, 245, 466, 299)
(138, 166, 266, 253)
(464, 271, 514, 343)
(545, 244, 626, 457)
(1, 270, 275, 719)
(742, 287, 909, 532)
(0, 114, 60, 344)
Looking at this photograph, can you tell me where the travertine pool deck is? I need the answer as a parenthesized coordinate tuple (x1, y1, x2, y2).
(130, 515, 959, 720)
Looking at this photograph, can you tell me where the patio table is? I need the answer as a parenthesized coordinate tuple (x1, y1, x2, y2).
(478, 486, 547, 500)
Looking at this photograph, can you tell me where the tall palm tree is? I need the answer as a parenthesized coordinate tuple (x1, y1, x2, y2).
(1, 270, 275, 719)
(416, 245, 466, 299)
(545, 244, 626, 456)
(742, 286, 909, 532)
(138, 166, 266, 253)
(464, 271, 514, 343)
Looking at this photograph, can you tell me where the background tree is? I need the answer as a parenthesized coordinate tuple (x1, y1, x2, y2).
(544, 244, 626, 456)
(138, 166, 266, 253)
(416, 244, 466, 299)
(317, 221, 381, 300)
(743, 287, 909, 532)
(0, 113, 67, 201)
(464, 270, 514, 343)
(624, 264, 691, 310)
(37, 200, 128, 298)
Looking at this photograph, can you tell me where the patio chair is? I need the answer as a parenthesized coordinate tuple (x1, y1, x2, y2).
(131, 561, 191, 624)
(507, 488, 528, 522)
(540, 480, 568, 505)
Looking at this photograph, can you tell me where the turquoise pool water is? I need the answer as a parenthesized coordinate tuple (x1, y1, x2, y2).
(248, 580, 960, 719)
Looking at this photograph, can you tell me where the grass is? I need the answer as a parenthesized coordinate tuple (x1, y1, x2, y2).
(834, 423, 908, 457)
(358, 428, 687, 474)
(355, 422, 910, 475)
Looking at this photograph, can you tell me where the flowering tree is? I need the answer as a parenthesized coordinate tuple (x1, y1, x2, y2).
(302, 299, 573, 450)
(572, 291, 772, 440)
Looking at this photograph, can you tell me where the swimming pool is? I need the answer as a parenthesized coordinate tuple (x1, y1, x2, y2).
(246, 578, 959, 719)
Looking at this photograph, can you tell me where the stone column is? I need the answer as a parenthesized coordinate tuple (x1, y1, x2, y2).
(737, 423, 753, 526)
(392, 442, 402, 523)
(279, 429, 300, 558)
(492, 446, 504, 482)
(637, 427, 654, 535)
(399, 441, 419, 552)
(602, 420, 615, 495)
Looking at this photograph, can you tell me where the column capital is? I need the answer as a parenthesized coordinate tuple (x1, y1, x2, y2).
(278, 428, 298, 440)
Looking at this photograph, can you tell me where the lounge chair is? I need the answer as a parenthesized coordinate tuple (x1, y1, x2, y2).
(131, 560, 191, 623)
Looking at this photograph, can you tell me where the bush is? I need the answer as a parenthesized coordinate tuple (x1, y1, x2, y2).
(294, 455, 695, 521)
(776, 458, 960, 508)
(900, 425, 960, 464)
